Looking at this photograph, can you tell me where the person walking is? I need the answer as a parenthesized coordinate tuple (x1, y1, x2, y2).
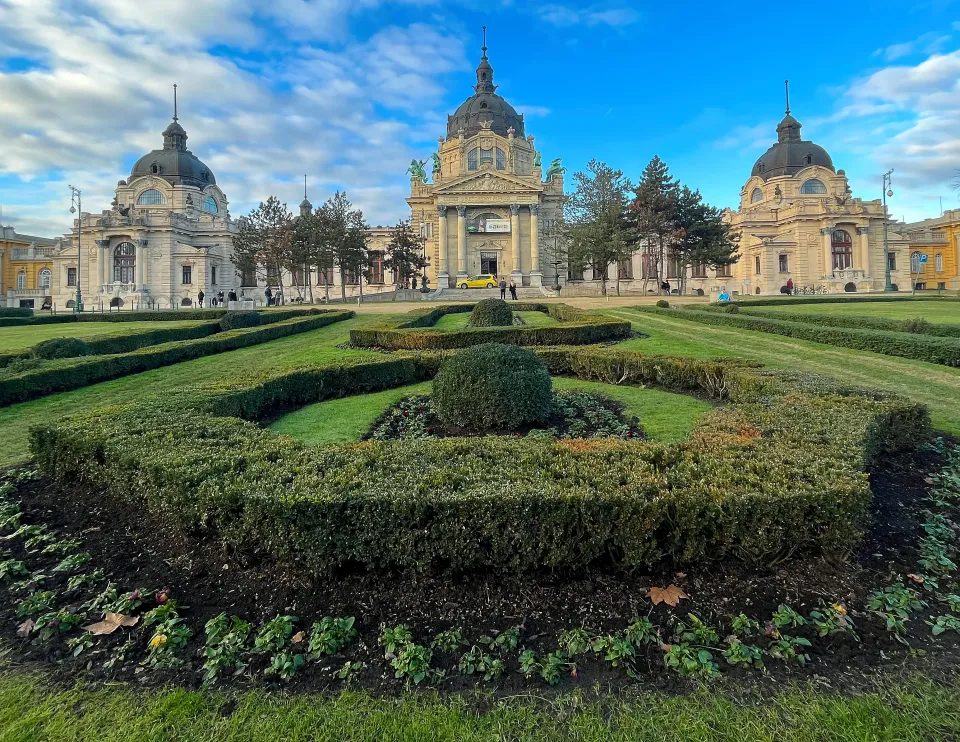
(264, 286, 273, 307)
(786, 278, 794, 295)
(499, 277, 507, 300)
(509, 280, 518, 300)
(198, 289, 205, 308)
(411, 276, 417, 291)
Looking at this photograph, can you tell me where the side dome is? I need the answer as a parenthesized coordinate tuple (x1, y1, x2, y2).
(130, 118, 216, 188)
(751, 110, 834, 181)
(446, 39, 524, 139)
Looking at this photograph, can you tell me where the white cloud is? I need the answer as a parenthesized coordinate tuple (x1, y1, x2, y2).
(537, 3, 639, 28)
(873, 31, 952, 62)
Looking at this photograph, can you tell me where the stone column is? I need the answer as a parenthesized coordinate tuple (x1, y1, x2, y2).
(136, 239, 147, 291)
(857, 227, 870, 275)
(456, 206, 468, 278)
(96, 240, 110, 290)
(436, 205, 449, 285)
(510, 204, 522, 278)
(529, 204, 542, 286)
(820, 227, 834, 280)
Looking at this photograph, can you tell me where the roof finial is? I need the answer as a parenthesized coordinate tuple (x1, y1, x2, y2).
(173, 83, 178, 122)
(481, 25, 487, 57)
(303, 174, 308, 200)
(784, 79, 790, 115)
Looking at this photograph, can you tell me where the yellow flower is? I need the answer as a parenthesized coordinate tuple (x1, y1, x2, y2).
(150, 634, 168, 648)
(832, 604, 847, 616)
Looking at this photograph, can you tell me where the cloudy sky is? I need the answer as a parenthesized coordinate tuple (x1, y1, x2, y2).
(1, 0, 959, 236)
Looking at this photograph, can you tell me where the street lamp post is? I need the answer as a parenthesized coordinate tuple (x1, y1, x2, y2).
(69, 185, 83, 312)
(882, 169, 894, 291)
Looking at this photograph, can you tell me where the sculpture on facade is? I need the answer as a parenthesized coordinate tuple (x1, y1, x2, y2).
(431, 152, 442, 174)
(407, 159, 428, 181)
(544, 158, 566, 180)
(533, 152, 541, 168)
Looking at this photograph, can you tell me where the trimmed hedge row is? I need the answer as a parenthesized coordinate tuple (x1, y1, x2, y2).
(645, 307, 960, 367)
(730, 308, 960, 339)
(350, 302, 632, 349)
(0, 311, 354, 407)
(699, 294, 957, 309)
(30, 346, 929, 574)
(0, 307, 33, 318)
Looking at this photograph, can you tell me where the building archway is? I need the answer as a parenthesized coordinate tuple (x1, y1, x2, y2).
(114, 242, 136, 283)
(109, 297, 124, 308)
(844, 282, 857, 293)
(831, 230, 853, 270)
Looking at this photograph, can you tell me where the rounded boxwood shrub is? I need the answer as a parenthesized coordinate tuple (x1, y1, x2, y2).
(656, 299, 669, 308)
(219, 311, 261, 331)
(724, 304, 740, 314)
(31, 337, 90, 360)
(469, 299, 512, 327)
(433, 343, 552, 431)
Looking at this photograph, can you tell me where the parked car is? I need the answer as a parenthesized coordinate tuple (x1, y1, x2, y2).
(458, 274, 498, 289)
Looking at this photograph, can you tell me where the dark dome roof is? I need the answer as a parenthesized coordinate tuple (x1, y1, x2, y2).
(130, 118, 216, 188)
(751, 111, 834, 181)
(447, 44, 524, 139)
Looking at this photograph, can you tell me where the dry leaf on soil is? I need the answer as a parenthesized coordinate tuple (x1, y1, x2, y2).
(16, 619, 34, 638)
(84, 612, 139, 636)
(291, 631, 306, 645)
(647, 585, 688, 607)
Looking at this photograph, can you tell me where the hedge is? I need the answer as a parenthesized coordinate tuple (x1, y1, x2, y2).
(30, 346, 929, 575)
(0, 311, 354, 406)
(0, 307, 33, 318)
(350, 302, 632, 349)
(724, 308, 960, 339)
(0, 307, 330, 328)
(645, 307, 960, 367)
(699, 294, 957, 309)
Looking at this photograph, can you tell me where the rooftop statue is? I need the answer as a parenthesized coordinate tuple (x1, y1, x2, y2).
(431, 152, 442, 173)
(407, 159, 428, 181)
(544, 158, 566, 181)
(533, 151, 541, 168)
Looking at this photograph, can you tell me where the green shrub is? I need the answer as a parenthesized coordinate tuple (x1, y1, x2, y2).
(433, 344, 553, 431)
(656, 300, 670, 309)
(32, 337, 90, 360)
(0, 308, 33, 318)
(219, 312, 261, 331)
(469, 299, 513, 327)
(725, 304, 740, 314)
(903, 317, 932, 334)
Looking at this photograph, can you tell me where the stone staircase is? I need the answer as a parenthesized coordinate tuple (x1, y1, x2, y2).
(435, 287, 545, 301)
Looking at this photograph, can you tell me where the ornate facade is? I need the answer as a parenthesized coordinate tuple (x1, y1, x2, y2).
(50, 111, 239, 309)
(407, 37, 564, 288)
(902, 209, 960, 291)
(0, 226, 55, 308)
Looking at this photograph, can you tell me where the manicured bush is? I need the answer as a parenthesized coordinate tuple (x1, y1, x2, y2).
(469, 299, 513, 327)
(725, 304, 740, 314)
(433, 344, 553, 431)
(656, 300, 669, 309)
(219, 312, 261, 331)
(903, 317, 932, 334)
(30, 347, 929, 576)
(729, 308, 960, 339)
(31, 337, 90, 360)
(0, 308, 33, 318)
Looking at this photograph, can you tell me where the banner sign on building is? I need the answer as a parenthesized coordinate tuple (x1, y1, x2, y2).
(469, 217, 511, 234)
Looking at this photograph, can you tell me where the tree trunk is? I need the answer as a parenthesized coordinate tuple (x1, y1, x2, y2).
(307, 263, 314, 303)
(358, 272, 364, 302)
(340, 270, 346, 302)
(323, 268, 330, 302)
(275, 260, 285, 305)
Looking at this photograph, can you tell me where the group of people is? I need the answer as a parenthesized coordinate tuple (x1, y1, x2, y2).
(192, 290, 243, 308)
(498, 278, 519, 301)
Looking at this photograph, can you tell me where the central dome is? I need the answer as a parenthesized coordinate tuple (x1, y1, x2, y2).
(130, 117, 217, 188)
(446, 40, 524, 140)
(751, 109, 834, 181)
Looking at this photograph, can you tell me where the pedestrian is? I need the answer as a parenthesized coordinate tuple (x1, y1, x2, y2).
(218, 290, 224, 306)
(198, 289, 205, 308)
(499, 277, 507, 299)
(509, 280, 518, 300)
(786, 278, 794, 295)
(264, 286, 273, 307)
(227, 289, 236, 303)
(661, 279, 671, 295)
(411, 276, 417, 291)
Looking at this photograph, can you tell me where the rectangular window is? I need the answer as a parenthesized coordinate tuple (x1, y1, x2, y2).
(567, 265, 584, 281)
(641, 253, 656, 280)
(666, 259, 681, 279)
(592, 261, 608, 281)
(617, 259, 634, 280)
(754, 256, 761, 275)
(317, 267, 334, 286)
(67, 267, 77, 287)
(480, 148, 494, 166)
(467, 149, 478, 171)
(211, 266, 217, 285)
(716, 263, 731, 278)
(935, 253, 943, 272)
(181, 265, 192, 285)
(887, 252, 897, 271)
(241, 268, 256, 287)
(343, 270, 359, 285)
(496, 148, 505, 170)
(369, 253, 385, 284)
(778, 254, 788, 273)
(691, 263, 707, 278)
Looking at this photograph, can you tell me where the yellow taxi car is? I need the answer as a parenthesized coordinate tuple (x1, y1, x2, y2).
(458, 274, 498, 289)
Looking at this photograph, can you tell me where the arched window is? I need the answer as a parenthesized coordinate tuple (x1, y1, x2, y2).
(800, 179, 827, 194)
(805, 154, 813, 165)
(467, 148, 478, 171)
(114, 242, 136, 283)
(831, 229, 853, 270)
(17, 270, 26, 289)
(496, 148, 505, 170)
(38, 268, 51, 289)
(136, 189, 165, 205)
(202, 195, 218, 214)
(750, 187, 763, 203)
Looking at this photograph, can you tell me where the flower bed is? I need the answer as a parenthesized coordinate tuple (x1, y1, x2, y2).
(349, 303, 632, 350)
(30, 347, 929, 574)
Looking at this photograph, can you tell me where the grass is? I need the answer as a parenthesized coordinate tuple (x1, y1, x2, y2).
(610, 308, 960, 435)
(270, 377, 710, 445)
(431, 311, 558, 330)
(0, 320, 209, 352)
(757, 300, 960, 323)
(0, 672, 956, 741)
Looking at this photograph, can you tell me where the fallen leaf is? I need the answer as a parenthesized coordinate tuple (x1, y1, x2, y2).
(291, 631, 305, 645)
(658, 641, 672, 653)
(675, 572, 687, 579)
(84, 612, 139, 636)
(16, 619, 34, 638)
(648, 585, 688, 607)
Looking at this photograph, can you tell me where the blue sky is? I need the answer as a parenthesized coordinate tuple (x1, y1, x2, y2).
(1, 0, 959, 236)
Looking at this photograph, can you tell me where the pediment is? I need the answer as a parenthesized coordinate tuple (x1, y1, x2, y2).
(434, 171, 542, 196)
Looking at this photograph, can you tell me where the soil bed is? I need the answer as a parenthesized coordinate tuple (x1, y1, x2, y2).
(0, 445, 958, 697)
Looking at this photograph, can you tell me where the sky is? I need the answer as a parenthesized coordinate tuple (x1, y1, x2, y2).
(1, 0, 960, 237)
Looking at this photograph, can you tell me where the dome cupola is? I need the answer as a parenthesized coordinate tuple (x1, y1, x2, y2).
(751, 81, 834, 181)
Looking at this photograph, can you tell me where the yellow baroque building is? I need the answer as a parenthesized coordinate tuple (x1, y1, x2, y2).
(0, 224, 57, 309)
(723, 98, 912, 296)
(407, 38, 564, 290)
(902, 209, 960, 291)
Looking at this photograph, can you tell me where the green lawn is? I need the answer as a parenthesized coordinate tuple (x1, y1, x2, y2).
(758, 300, 960, 323)
(0, 320, 209, 352)
(0, 672, 956, 742)
(610, 308, 960, 435)
(431, 310, 558, 330)
(270, 377, 710, 445)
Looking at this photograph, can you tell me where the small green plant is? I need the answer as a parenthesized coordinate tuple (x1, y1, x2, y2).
(266, 650, 306, 681)
(930, 615, 960, 636)
(253, 615, 297, 654)
(663, 644, 720, 679)
(392, 643, 434, 685)
(479, 625, 521, 653)
(32, 609, 84, 643)
(144, 618, 193, 669)
(770, 605, 807, 630)
(809, 604, 857, 639)
(722, 638, 763, 668)
(66, 634, 95, 657)
(430, 629, 467, 653)
(540, 650, 576, 685)
(201, 613, 252, 686)
(66, 569, 105, 593)
(379, 624, 413, 654)
(0, 559, 28, 581)
(942, 594, 960, 613)
(458, 646, 505, 681)
(307, 616, 358, 659)
(766, 633, 812, 666)
(103, 637, 135, 670)
(868, 584, 924, 634)
(558, 627, 593, 656)
(518, 649, 539, 678)
(106, 588, 149, 615)
(656, 299, 669, 308)
(52, 553, 92, 574)
(41, 538, 83, 556)
(674, 614, 720, 646)
(625, 617, 657, 646)
(142, 601, 181, 628)
(10, 573, 47, 593)
(731, 613, 761, 637)
(16, 590, 56, 617)
(592, 634, 637, 668)
(334, 661, 365, 681)
(919, 537, 957, 576)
